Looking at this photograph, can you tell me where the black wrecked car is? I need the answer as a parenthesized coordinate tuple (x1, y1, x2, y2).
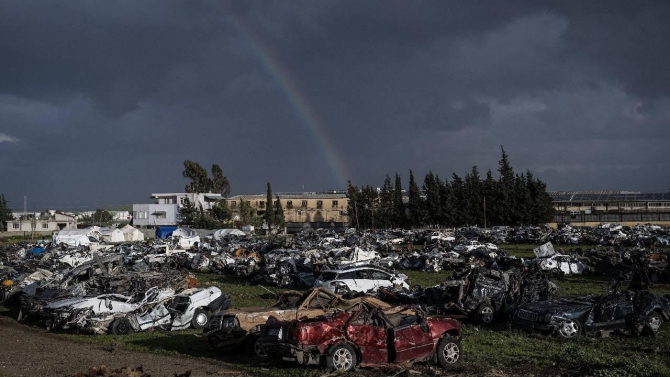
(512, 276, 670, 339)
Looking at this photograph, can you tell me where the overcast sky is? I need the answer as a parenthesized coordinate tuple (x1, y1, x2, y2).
(1, 0, 670, 211)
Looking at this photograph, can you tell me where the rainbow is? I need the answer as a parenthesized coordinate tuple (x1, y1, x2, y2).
(227, 15, 350, 189)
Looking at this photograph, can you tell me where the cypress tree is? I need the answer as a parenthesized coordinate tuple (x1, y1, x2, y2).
(265, 183, 275, 230)
(393, 174, 406, 228)
(0, 194, 14, 231)
(275, 195, 285, 230)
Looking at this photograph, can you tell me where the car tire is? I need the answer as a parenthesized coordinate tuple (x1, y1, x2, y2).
(110, 318, 134, 335)
(246, 334, 267, 357)
(191, 308, 209, 329)
(556, 319, 581, 339)
(436, 335, 461, 367)
(474, 302, 495, 324)
(326, 343, 357, 372)
(645, 311, 663, 335)
(551, 268, 564, 279)
(281, 275, 296, 288)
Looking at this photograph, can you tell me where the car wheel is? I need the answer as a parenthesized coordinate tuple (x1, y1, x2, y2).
(556, 319, 581, 339)
(474, 302, 495, 324)
(326, 343, 357, 372)
(281, 275, 296, 288)
(191, 309, 209, 329)
(246, 335, 267, 357)
(436, 335, 461, 367)
(110, 318, 134, 335)
(278, 263, 292, 275)
(645, 311, 663, 335)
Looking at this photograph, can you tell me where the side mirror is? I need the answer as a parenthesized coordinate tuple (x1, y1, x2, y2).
(104, 297, 113, 310)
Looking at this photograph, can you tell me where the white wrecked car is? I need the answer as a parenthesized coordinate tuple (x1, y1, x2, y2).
(42, 286, 229, 334)
(531, 242, 590, 276)
(537, 254, 590, 276)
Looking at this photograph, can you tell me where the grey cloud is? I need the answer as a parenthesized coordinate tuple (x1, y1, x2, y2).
(2, 0, 670, 210)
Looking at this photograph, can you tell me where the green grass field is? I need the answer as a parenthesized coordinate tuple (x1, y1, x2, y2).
(2, 244, 670, 376)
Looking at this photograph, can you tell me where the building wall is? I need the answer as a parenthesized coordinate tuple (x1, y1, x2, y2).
(6, 220, 66, 233)
(226, 193, 349, 225)
(4, 212, 77, 233)
(132, 204, 178, 227)
(151, 193, 222, 211)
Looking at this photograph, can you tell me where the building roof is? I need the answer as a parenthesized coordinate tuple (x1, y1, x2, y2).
(549, 191, 670, 202)
(227, 192, 348, 200)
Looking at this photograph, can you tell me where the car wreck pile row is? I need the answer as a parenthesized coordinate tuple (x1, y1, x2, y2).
(0, 242, 230, 334)
(1, 224, 669, 373)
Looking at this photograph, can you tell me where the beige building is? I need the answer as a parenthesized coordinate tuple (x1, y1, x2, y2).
(550, 191, 670, 226)
(225, 191, 349, 228)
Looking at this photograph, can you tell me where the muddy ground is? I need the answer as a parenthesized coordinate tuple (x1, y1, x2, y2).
(0, 317, 247, 377)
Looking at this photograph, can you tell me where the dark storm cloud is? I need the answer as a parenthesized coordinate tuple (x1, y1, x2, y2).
(1, 0, 670, 210)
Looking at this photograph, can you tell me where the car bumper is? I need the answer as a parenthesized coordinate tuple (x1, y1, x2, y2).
(260, 342, 321, 365)
(512, 319, 554, 333)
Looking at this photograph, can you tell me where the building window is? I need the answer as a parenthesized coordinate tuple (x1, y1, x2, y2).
(316, 200, 323, 209)
(301, 200, 307, 208)
(230, 201, 237, 208)
(258, 201, 265, 208)
(297, 210, 302, 216)
(286, 200, 293, 209)
(42, 223, 49, 229)
(133, 211, 148, 219)
(12, 223, 19, 229)
(332, 200, 338, 208)
(153, 211, 167, 219)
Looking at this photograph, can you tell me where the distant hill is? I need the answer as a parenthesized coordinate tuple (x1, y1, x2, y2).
(106, 205, 133, 212)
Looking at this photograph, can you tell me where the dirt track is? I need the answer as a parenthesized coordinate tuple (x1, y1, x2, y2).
(0, 317, 246, 377)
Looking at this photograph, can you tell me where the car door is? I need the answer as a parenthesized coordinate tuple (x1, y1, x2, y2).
(391, 321, 435, 363)
(556, 256, 571, 275)
(370, 270, 393, 291)
(595, 291, 634, 323)
(354, 269, 373, 292)
(337, 271, 357, 292)
(345, 310, 388, 365)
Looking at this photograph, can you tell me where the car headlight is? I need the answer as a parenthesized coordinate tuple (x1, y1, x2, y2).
(277, 327, 283, 340)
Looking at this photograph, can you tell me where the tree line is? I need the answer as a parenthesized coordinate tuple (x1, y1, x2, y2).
(0, 194, 13, 231)
(346, 147, 555, 230)
(179, 160, 285, 230)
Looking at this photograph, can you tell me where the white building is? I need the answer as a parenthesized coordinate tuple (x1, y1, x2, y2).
(132, 192, 224, 227)
(5, 211, 77, 233)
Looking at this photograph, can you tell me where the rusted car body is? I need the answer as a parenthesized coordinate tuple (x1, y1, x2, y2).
(259, 304, 462, 371)
(204, 288, 390, 355)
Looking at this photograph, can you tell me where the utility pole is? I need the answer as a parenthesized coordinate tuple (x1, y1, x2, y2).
(23, 195, 27, 237)
(483, 197, 487, 229)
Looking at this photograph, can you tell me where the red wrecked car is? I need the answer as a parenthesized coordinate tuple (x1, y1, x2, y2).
(258, 304, 462, 372)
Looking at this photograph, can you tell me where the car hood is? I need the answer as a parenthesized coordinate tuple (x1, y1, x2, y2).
(519, 297, 596, 313)
(45, 296, 101, 310)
